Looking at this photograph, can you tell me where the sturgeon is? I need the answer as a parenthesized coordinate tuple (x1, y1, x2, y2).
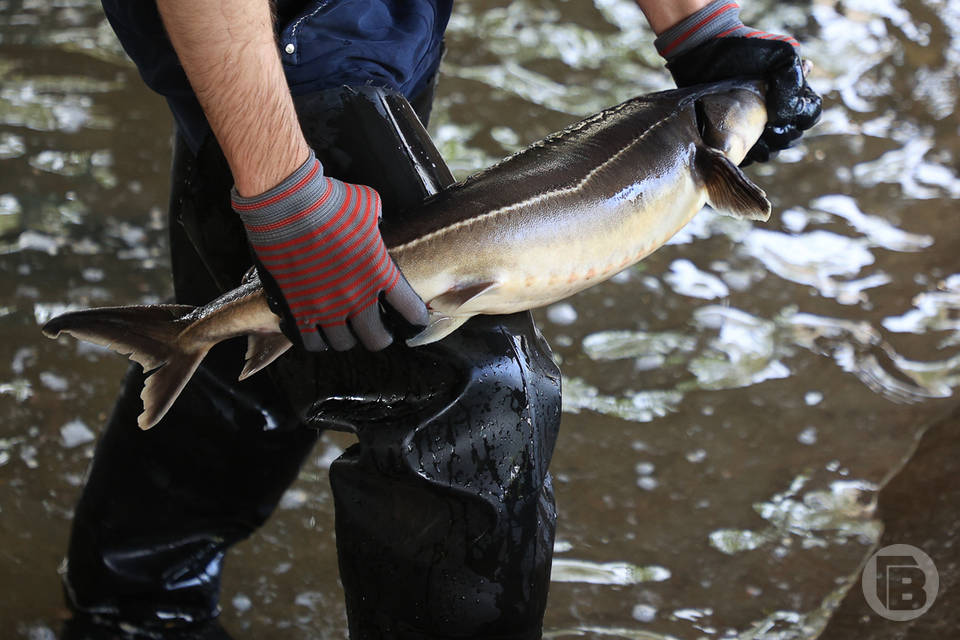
(43, 80, 771, 429)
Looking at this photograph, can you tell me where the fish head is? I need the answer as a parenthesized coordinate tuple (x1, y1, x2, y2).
(695, 81, 768, 165)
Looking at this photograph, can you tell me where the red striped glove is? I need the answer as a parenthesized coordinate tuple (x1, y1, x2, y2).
(656, 0, 821, 164)
(232, 151, 428, 352)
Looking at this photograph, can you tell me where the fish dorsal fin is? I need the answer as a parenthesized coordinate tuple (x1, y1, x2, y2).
(698, 146, 771, 221)
(239, 332, 292, 381)
(428, 281, 500, 314)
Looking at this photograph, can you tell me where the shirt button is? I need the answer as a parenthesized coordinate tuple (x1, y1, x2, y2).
(284, 43, 295, 55)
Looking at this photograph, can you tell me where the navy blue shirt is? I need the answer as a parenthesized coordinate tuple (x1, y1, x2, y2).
(102, 0, 452, 152)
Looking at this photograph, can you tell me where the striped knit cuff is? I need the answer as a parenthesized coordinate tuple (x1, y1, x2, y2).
(655, 1, 745, 59)
(231, 150, 341, 243)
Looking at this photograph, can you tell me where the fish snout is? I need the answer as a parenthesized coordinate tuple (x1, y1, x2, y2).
(695, 85, 768, 165)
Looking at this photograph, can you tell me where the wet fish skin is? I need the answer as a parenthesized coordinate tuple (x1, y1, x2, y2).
(388, 81, 769, 343)
(42, 80, 770, 429)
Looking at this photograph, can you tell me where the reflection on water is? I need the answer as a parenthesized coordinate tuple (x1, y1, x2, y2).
(551, 558, 672, 586)
(564, 374, 684, 424)
(709, 474, 881, 555)
(568, 296, 960, 423)
(884, 272, 960, 346)
(2, 0, 960, 638)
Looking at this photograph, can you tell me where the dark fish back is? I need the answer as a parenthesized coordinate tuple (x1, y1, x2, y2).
(381, 83, 722, 249)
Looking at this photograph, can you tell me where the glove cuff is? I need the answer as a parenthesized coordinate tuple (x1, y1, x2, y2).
(231, 150, 347, 246)
(655, 1, 745, 59)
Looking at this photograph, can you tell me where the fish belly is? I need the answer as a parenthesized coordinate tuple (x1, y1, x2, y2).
(397, 174, 706, 317)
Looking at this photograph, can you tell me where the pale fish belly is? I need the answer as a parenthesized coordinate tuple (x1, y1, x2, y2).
(399, 172, 707, 317)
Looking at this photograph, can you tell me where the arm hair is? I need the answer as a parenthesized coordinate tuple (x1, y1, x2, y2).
(157, 0, 310, 197)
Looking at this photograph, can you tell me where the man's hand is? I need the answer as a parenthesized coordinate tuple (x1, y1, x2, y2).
(644, 0, 822, 164)
(157, 0, 426, 351)
(233, 151, 428, 351)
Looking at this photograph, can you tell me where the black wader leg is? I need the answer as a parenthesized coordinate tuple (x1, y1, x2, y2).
(62, 136, 317, 633)
(287, 88, 563, 639)
(331, 314, 561, 640)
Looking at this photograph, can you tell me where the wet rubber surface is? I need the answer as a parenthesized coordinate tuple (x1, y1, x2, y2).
(2, 0, 958, 637)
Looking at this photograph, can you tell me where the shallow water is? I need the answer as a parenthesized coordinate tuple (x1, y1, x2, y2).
(2, 0, 959, 638)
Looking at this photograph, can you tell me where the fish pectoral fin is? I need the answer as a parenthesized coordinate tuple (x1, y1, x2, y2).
(239, 332, 293, 381)
(427, 281, 500, 314)
(405, 281, 498, 346)
(698, 146, 771, 222)
(406, 313, 472, 347)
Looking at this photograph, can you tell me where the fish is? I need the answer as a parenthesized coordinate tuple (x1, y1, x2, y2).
(42, 79, 771, 430)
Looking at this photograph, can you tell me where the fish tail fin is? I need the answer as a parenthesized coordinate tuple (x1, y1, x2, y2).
(138, 343, 209, 430)
(698, 146, 771, 221)
(42, 304, 208, 430)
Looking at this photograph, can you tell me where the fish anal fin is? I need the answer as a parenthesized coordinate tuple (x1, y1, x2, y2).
(240, 332, 292, 381)
(139, 348, 209, 430)
(406, 314, 472, 347)
(698, 146, 771, 222)
(428, 281, 499, 314)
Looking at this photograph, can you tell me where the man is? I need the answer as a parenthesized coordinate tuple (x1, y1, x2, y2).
(63, 1, 820, 638)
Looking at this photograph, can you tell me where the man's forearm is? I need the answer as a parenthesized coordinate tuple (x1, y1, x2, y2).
(634, 0, 713, 34)
(156, 0, 309, 197)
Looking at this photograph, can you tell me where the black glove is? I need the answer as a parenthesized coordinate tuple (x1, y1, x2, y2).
(655, 0, 822, 164)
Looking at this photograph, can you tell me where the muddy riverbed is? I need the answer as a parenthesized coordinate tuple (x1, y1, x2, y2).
(2, 0, 959, 638)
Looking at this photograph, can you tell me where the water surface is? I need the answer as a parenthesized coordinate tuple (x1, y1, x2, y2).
(2, 0, 958, 638)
